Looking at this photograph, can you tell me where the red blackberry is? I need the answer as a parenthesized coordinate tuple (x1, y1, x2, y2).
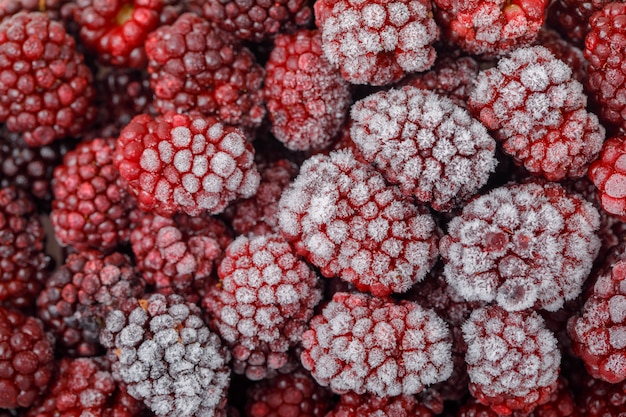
(99, 294, 231, 417)
(468, 45, 605, 181)
(313, 0, 439, 86)
(463, 305, 561, 416)
(584, 2, 626, 133)
(301, 292, 452, 397)
(277, 149, 440, 296)
(51, 137, 137, 253)
(547, 0, 612, 46)
(245, 369, 332, 417)
(36, 251, 146, 357)
(350, 86, 497, 211)
(576, 372, 626, 416)
(0, 12, 96, 147)
(588, 135, 626, 221)
(130, 210, 232, 294)
(25, 356, 145, 417)
(197, 0, 312, 42)
(0, 0, 70, 22)
(114, 112, 260, 217)
(0, 306, 55, 409)
(203, 234, 322, 380)
(145, 13, 265, 131)
(440, 180, 601, 312)
(0, 186, 52, 309)
(534, 28, 588, 83)
(325, 392, 433, 417)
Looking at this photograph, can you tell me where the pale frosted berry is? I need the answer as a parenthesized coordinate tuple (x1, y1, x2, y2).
(314, 0, 439, 86)
(100, 294, 231, 417)
(463, 305, 561, 416)
(534, 28, 587, 83)
(325, 392, 433, 417)
(351, 86, 497, 211)
(203, 234, 322, 380)
(468, 46, 605, 181)
(440, 180, 601, 312)
(301, 292, 453, 397)
(114, 112, 260, 217)
(589, 135, 626, 221)
(264, 29, 351, 152)
(278, 149, 440, 296)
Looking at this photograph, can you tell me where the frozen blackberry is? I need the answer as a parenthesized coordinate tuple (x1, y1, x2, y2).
(350, 86, 497, 211)
(197, 0, 312, 42)
(325, 392, 433, 417)
(534, 28, 587, 83)
(100, 294, 231, 417)
(301, 292, 452, 397)
(145, 13, 265, 131)
(463, 305, 561, 416)
(0, 306, 55, 409)
(264, 29, 351, 152)
(576, 372, 626, 416)
(0, 12, 96, 147)
(547, 0, 612, 46)
(36, 251, 145, 357)
(440, 180, 601, 312)
(203, 234, 322, 380)
(0, 186, 52, 309)
(588, 135, 626, 221)
(468, 46, 605, 181)
(130, 210, 232, 294)
(313, 0, 439, 86)
(0, 0, 70, 22)
(51, 137, 136, 253)
(278, 149, 440, 296)
(114, 112, 260, 217)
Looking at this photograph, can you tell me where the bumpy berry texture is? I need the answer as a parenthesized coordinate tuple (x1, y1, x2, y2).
(100, 294, 231, 417)
(51, 137, 136, 253)
(468, 46, 605, 181)
(203, 234, 322, 380)
(130, 210, 232, 294)
(547, 0, 612, 46)
(36, 251, 145, 357)
(325, 392, 433, 417)
(0, 306, 55, 409)
(463, 305, 561, 416)
(0, 186, 51, 309)
(245, 369, 332, 417)
(0, 0, 70, 22)
(114, 112, 260, 216)
(568, 241, 626, 383)
(584, 2, 626, 133)
(145, 13, 265, 130)
(588, 135, 626, 220)
(0, 12, 96, 147)
(264, 29, 351, 152)
(440, 180, 601, 312)
(25, 356, 145, 417)
(350, 86, 497, 211)
(278, 149, 440, 296)
(314, 0, 439, 86)
(534, 28, 587, 83)
(199, 0, 311, 42)
(433, 0, 547, 57)
(301, 292, 453, 397)
(576, 372, 626, 416)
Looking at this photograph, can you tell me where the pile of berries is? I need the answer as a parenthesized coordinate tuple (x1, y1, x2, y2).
(0, 0, 625, 416)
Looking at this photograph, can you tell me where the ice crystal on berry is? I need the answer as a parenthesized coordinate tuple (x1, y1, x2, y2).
(589, 135, 626, 221)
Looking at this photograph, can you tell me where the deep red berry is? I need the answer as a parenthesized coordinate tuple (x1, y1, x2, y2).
(588, 135, 626, 220)
(0, 12, 96, 147)
(0, 306, 55, 409)
(468, 45, 605, 181)
(114, 112, 260, 216)
(575, 372, 626, 416)
(350, 86, 497, 211)
(264, 29, 351, 152)
(325, 392, 433, 417)
(301, 292, 452, 397)
(314, 0, 439, 86)
(0, 0, 70, 22)
(278, 149, 440, 296)
(534, 28, 587, 83)
(547, 0, 612, 46)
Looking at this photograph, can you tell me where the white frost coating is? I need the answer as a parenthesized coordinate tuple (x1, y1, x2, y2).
(140, 149, 160, 172)
(172, 126, 192, 147)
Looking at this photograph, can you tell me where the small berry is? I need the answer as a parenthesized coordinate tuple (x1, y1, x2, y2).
(301, 292, 453, 397)
(588, 135, 626, 221)
(324, 392, 433, 417)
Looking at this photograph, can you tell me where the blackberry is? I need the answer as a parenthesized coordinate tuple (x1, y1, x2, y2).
(588, 135, 626, 221)
(325, 392, 433, 417)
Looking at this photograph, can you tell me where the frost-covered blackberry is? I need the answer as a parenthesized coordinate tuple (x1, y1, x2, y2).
(440, 180, 601, 312)
(301, 292, 453, 397)
(351, 86, 497, 211)
(278, 149, 440, 296)
(100, 294, 230, 417)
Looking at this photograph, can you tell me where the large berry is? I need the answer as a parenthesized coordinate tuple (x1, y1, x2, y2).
(534, 28, 587, 83)
(0, 12, 96, 146)
(547, 0, 613, 46)
(301, 292, 452, 397)
(278, 149, 440, 296)
(468, 46, 605, 181)
(588, 135, 626, 220)
(440, 180, 601, 312)
(114, 112, 260, 216)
